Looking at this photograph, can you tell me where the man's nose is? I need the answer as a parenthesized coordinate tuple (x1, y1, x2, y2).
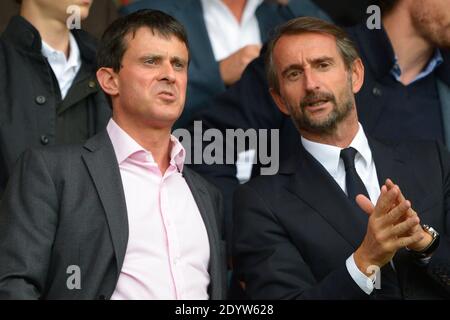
(159, 62, 176, 83)
(303, 68, 320, 91)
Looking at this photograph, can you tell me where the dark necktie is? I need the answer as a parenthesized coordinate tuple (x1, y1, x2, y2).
(340, 147, 402, 299)
(340, 147, 370, 204)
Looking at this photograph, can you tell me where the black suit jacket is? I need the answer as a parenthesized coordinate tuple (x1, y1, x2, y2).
(188, 26, 450, 247)
(0, 131, 227, 299)
(233, 138, 450, 299)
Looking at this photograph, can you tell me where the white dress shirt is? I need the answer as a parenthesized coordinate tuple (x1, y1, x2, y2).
(200, 0, 263, 61)
(41, 32, 81, 100)
(301, 123, 380, 295)
(107, 119, 210, 300)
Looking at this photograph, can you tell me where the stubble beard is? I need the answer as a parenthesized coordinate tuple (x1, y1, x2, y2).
(288, 77, 355, 136)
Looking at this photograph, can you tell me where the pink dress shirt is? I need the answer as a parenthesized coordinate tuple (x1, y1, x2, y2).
(107, 119, 210, 300)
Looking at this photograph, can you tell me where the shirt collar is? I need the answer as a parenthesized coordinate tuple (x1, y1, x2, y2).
(41, 32, 81, 71)
(390, 49, 443, 84)
(242, 0, 264, 24)
(301, 123, 372, 178)
(106, 119, 186, 172)
(202, 0, 263, 23)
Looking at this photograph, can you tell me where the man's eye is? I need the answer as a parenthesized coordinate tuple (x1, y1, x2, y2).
(318, 63, 330, 69)
(287, 70, 301, 80)
(173, 62, 185, 70)
(144, 59, 156, 65)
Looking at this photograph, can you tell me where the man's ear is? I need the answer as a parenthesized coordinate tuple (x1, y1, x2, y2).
(269, 88, 291, 116)
(96, 67, 119, 97)
(350, 58, 364, 94)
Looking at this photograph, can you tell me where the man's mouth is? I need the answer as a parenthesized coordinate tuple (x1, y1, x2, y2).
(158, 91, 176, 100)
(305, 99, 329, 108)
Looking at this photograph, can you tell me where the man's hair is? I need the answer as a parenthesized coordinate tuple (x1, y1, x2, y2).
(266, 16, 360, 94)
(97, 9, 189, 72)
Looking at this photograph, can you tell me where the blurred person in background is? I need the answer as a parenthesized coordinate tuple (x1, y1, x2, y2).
(0, 0, 111, 195)
(0, 0, 119, 39)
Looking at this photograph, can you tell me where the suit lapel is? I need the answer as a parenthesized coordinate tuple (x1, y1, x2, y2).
(368, 138, 405, 188)
(283, 148, 368, 250)
(368, 138, 428, 211)
(437, 79, 450, 147)
(82, 132, 129, 275)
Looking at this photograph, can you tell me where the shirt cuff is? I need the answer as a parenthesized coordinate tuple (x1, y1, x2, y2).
(346, 254, 374, 295)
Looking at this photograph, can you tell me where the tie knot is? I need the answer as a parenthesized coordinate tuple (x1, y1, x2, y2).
(340, 147, 358, 170)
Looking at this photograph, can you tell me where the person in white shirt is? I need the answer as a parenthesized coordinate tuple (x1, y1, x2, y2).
(0, 0, 111, 194)
(233, 16, 450, 299)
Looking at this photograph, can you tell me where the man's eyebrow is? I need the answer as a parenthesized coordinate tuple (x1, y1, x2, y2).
(281, 64, 303, 77)
(138, 54, 162, 62)
(281, 56, 335, 75)
(309, 56, 334, 63)
(171, 56, 188, 66)
(137, 54, 187, 66)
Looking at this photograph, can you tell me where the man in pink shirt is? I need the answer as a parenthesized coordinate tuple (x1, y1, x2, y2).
(0, 9, 226, 300)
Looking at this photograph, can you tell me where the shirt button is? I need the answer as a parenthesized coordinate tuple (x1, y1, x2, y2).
(35, 95, 47, 105)
(88, 80, 96, 89)
(40, 135, 49, 145)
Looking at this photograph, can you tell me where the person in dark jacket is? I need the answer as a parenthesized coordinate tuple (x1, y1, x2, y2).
(0, 0, 119, 39)
(0, 0, 111, 195)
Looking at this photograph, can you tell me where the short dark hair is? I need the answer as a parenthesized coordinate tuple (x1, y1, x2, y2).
(266, 17, 360, 94)
(97, 9, 189, 72)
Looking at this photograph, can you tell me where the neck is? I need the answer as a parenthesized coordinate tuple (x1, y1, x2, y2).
(222, 0, 247, 23)
(383, 7, 434, 85)
(300, 114, 360, 148)
(113, 115, 173, 175)
(21, 3, 70, 57)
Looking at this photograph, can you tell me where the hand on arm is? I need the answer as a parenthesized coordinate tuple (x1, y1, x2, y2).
(219, 44, 262, 86)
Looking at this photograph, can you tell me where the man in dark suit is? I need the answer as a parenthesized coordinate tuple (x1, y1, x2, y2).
(188, 0, 450, 246)
(233, 16, 450, 299)
(0, 10, 226, 300)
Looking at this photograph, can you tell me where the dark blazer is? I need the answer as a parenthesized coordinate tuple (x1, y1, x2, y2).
(347, 24, 450, 145)
(121, 0, 330, 128)
(233, 138, 450, 299)
(0, 16, 112, 195)
(0, 131, 227, 300)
